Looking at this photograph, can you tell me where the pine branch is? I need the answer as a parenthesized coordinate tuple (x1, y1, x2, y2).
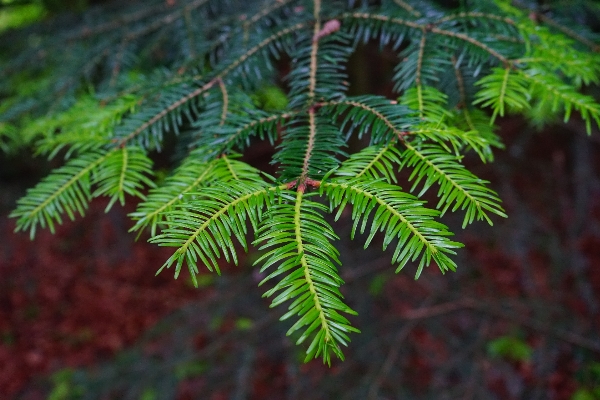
(92, 146, 156, 212)
(473, 67, 531, 123)
(254, 190, 359, 365)
(321, 179, 461, 278)
(10, 150, 111, 238)
(113, 21, 307, 149)
(520, 69, 600, 134)
(130, 154, 263, 236)
(150, 178, 280, 286)
(400, 142, 507, 227)
(334, 142, 402, 183)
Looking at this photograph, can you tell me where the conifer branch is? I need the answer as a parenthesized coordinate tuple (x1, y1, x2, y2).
(255, 190, 358, 365)
(428, 26, 510, 65)
(452, 56, 475, 131)
(309, 0, 322, 102)
(5, 0, 599, 365)
(116, 22, 307, 148)
(300, 109, 318, 191)
(151, 180, 283, 285)
(342, 12, 421, 30)
(115, 79, 217, 147)
(535, 12, 600, 52)
(244, 0, 295, 31)
(392, 0, 421, 17)
(292, 190, 333, 349)
(217, 78, 229, 126)
(342, 12, 511, 65)
(436, 12, 516, 26)
(11, 150, 111, 238)
(222, 154, 239, 180)
(415, 30, 427, 118)
(216, 111, 295, 154)
(321, 179, 461, 278)
(129, 159, 218, 235)
(400, 141, 506, 227)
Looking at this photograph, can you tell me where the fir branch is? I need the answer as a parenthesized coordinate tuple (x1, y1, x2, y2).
(299, 109, 318, 190)
(536, 12, 600, 52)
(427, 26, 510, 66)
(117, 0, 211, 44)
(391, 0, 422, 17)
(321, 179, 461, 278)
(199, 110, 294, 156)
(32, 94, 138, 159)
(217, 78, 229, 126)
(334, 142, 402, 183)
(115, 22, 307, 148)
(130, 158, 219, 236)
(400, 141, 507, 227)
(473, 67, 530, 123)
(114, 79, 217, 148)
(5, 0, 599, 365)
(254, 190, 359, 365)
(341, 12, 511, 65)
(92, 146, 156, 212)
(319, 96, 416, 143)
(129, 154, 263, 236)
(244, 0, 296, 28)
(520, 68, 600, 133)
(435, 12, 517, 27)
(151, 179, 282, 286)
(10, 150, 111, 238)
(309, 0, 322, 103)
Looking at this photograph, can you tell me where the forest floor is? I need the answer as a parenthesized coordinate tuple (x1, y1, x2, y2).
(1, 118, 600, 399)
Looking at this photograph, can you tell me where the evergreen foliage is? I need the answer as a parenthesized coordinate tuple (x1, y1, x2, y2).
(2, 0, 599, 364)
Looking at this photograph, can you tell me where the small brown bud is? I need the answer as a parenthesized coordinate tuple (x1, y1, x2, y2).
(313, 19, 341, 42)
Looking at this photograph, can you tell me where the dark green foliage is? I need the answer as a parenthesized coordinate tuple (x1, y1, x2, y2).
(2, 0, 599, 364)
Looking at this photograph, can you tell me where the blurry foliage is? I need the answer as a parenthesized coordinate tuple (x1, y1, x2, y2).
(0, 1, 46, 33)
(573, 362, 600, 400)
(487, 335, 534, 362)
(48, 368, 83, 400)
(252, 85, 289, 111)
(368, 273, 387, 296)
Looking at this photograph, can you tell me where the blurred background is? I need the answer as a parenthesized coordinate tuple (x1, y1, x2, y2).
(1, 0, 600, 399)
